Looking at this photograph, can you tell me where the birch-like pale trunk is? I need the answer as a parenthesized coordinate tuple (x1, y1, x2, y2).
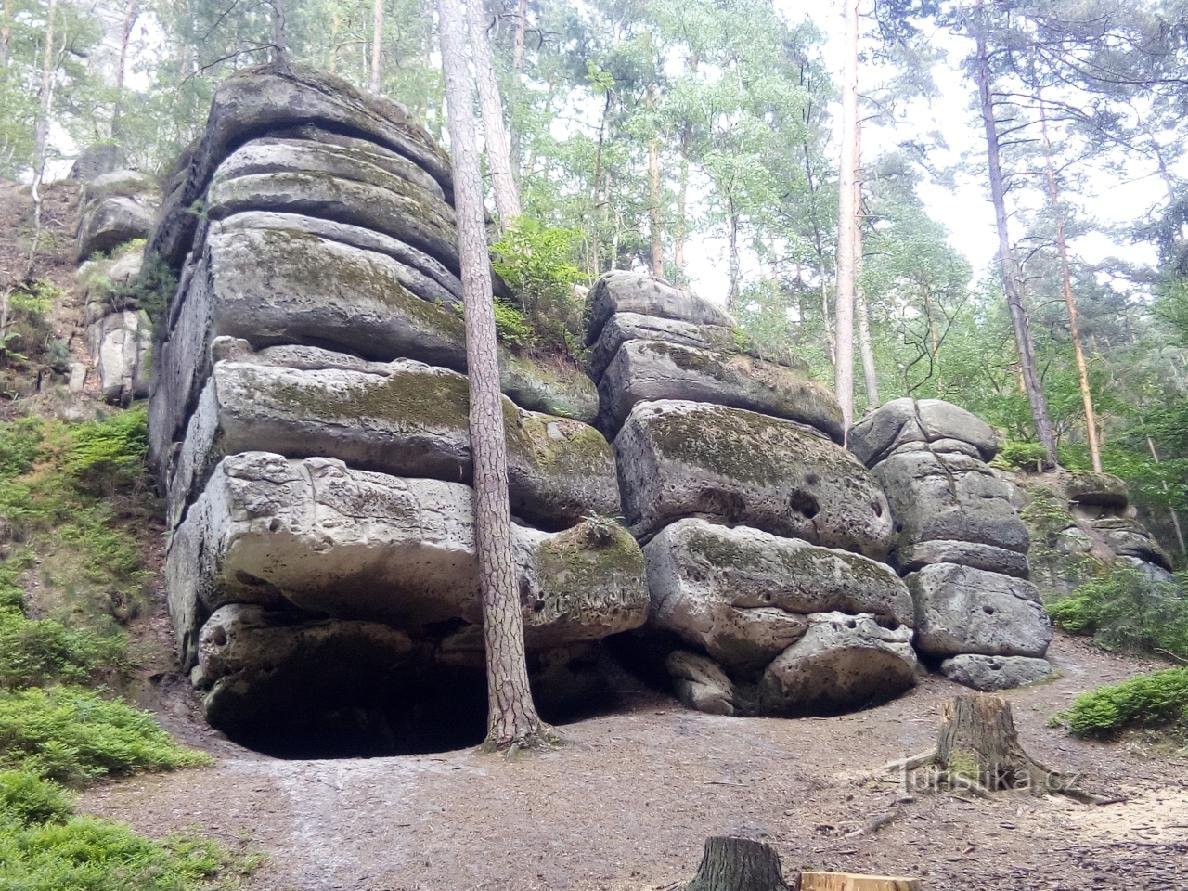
(648, 135, 663, 277)
(972, 1, 1057, 463)
(853, 126, 879, 410)
(369, 0, 383, 93)
(437, 0, 548, 750)
(834, 0, 859, 431)
(26, 0, 58, 277)
(465, 0, 521, 227)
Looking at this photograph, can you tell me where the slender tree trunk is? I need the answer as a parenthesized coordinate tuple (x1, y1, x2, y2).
(512, 0, 526, 71)
(0, 0, 11, 68)
(853, 131, 879, 410)
(922, 283, 942, 391)
(648, 135, 663, 277)
(727, 198, 740, 310)
(272, 0, 290, 68)
(589, 92, 611, 277)
(369, 0, 383, 93)
(466, 0, 521, 227)
(326, 11, 340, 73)
(674, 125, 690, 277)
(834, 0, 859, 430)
(110, 0, 139, 139)
(1038, 96, 1101, 471)
(26, 0, 58, 278)
(1146, 436, 1187, 558)
(802, 142, 834, 368)
(971, 2, 1057, 463)
(437, 0, 549, 751)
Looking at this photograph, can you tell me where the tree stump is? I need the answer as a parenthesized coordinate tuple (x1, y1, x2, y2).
(888, 692, 1112, 803)
(685, 836, 789, 891)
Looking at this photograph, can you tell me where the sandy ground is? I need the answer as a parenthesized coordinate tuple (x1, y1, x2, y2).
(80, 634, 1188, 891)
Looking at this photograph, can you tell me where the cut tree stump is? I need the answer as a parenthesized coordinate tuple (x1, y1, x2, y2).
(685, 836, 789, 891)
(887, 692, 1112, 804)
(800, 872, 920, 891)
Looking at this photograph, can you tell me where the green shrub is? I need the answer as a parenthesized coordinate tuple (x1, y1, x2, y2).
(0, 814, 252, 890)
(491, 218, 586, 357)
(492, 301, 536, 351)
(1048, 567, 1188, 659)
(1060, 668, 1188, 737)
(0, 687, 210, 785)
(0, 771, 73, 825)
(0, 609, 126, 689)
(65, 407, 149, 496)
(0, 418, 45, 480)
(990, 440, 1053, 471)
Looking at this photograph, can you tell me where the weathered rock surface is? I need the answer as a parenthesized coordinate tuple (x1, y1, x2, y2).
(758, 612, 917, 715)
(75, 170, 159, 261)
(69, 143, 127, 181)
(596, 339, 843, 439)
(585, 271, 732, 342)
(850, 397, 1000, 466)
(939, 654, 1053, 691)
(645, 519, 912, 670)
(1091, 516, 1172, 570)
(167, 452, 647, 668)
(895, 539, 1030, 578)
(1064, 471, 1130, 509)
(665, 650, 738, 717)
(615, 400, 893, 556)
(87, 309, 152, 403)
(165, 345, 618, 532)
(908, 563, 1051, 658)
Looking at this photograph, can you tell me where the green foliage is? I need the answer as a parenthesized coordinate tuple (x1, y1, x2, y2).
(65, 408, 149, 497)
(0, 771, 73, 826)
(491, 218, 586, 357)
(0, 686, 210, 786)
(0, 609, 126, 690)
(1047, 567, 1188, 659)
(1059, 668, 1188, 738)
(991, 440, 1053, 472)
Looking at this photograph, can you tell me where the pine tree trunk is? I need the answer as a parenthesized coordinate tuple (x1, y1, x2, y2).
(674, 126, 690, 277)
(369, 0, 383, 93)
(649, 135, 663, 277)
(1038, 96, 1101, 471)
(272, 0, 290, 68)
(111, 0, 138, 138)
(686, 837, 789, 891)
(853, 142, 879, 409)
(834, 0, 860, 430)
(971, 1, 1057, 464)
(512, 0, 526, 71)
(0, 0, 11, 68)
(437, 0, 548, 752)
(727, 201, 740, 311)
(466, 0, 521, 227)
(26, 0, 57, 278)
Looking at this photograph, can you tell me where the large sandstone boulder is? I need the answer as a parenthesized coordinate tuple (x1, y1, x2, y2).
(585, 271, 732, 342)
(1090, 516, 1172, 570)
(850, 397, 1000, 467)
(666, 650, 738, 717)
(69, 143, 127, 181)
(167, 452, 647, 667)
(596, 339, 843, 439)
(645, 519, 912, 670)
(939, 654, 1053, 691)
(87, 309, 152, 403)
(75, 170, 159, 261)
(164, 345, 618, 532)
(758, 612, 917, 715)
(907, 563, 1051, 658)
(615, 399, 893, 557)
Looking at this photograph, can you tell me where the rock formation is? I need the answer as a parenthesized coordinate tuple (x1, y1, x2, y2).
(850, 399, 1054, 690)
(72, 167, 160, 403)
(146, 66, 646, 748)
(588, 271, 917, 716)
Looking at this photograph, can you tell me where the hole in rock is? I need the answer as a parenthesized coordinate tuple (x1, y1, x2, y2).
(208, 638, 626, 760)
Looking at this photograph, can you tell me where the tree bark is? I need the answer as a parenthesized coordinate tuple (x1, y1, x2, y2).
(686, 837, 789, 891)
(369, 0, 383, 94)
(971, 1, 1058, 464)
(853, 134, 879, 410)
(834, 0, 860, 431)
(674, 125, 690, 277)
(466, 0, 521, 227)
(0, 0, 11, 69)
(648, 134, 663, 277)
(1038, 95, 1101, 471)
(727, 198, 740, 310)
(26, 0, 58, 277)
(272, 0, 290, 68)
(437, 0, 548, 751)
(512, 0, 526, 72)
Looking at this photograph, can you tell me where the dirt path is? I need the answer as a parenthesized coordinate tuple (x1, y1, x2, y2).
(80, 634, 1188, 890)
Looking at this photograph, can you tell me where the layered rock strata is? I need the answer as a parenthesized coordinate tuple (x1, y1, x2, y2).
(850, 399, 1053, 690)
(588, 272, 916, 716)
(148, 67, 646, 745)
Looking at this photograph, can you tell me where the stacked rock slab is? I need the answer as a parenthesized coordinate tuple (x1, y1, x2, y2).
(148, 65, 647, 746)
(849, 398, 1053, 691)
(72, 168, 160, 403)
(587, 271, 917, 716)
(1015, 470, 1175, 598)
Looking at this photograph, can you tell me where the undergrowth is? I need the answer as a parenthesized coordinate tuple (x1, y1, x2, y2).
(1057, 668, 1188, 738)
(1047, 567, 1188, 661)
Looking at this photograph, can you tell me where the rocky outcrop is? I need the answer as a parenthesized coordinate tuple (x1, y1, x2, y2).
(1015, 470, 1174, 599)
(75, 170, 159, 262)
(938, 654, 1053, 691)
(149, 67, 644, 744)
(850, 398, 1053, 689)
(587, 273, 913, 717)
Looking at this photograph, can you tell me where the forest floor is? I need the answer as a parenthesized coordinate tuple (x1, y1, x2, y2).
(80, 630, 1188, 891)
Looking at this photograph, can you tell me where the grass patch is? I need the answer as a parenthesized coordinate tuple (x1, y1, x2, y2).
(0, 686, 210, 785)
(1048, 567, 1188, 660)
(1057, 668, 1188, 738)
